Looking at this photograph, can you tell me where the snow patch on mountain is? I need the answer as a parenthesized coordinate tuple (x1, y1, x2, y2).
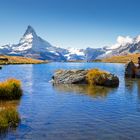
(64, 48, 85, 60)
(67, 48, 85, 56)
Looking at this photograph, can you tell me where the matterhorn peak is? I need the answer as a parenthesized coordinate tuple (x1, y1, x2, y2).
(19, 25, 38, 45)
(23, 25, 37, 37)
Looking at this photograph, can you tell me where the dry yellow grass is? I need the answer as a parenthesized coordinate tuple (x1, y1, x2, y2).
(0, 78, 22, 100)
(0, 96, 20, 131)
(0, 55, 44, 65)
(86, 69, 109, 85)
(0, 107, 20, 130)
(101, 53, 140, 64)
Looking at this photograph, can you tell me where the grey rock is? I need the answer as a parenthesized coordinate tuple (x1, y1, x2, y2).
(125, 61, 136, 78)
(53, 70, 88, 84)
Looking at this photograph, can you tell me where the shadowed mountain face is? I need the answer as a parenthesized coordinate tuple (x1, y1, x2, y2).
(0, 26, 140, 61)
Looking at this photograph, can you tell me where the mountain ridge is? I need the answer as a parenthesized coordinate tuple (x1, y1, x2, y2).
(0, 26, 140, 61)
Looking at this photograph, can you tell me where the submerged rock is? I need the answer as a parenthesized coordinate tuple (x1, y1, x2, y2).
(52, 69, 119, 87)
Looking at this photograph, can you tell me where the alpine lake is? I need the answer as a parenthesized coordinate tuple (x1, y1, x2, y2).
(0, 62, 140, 140)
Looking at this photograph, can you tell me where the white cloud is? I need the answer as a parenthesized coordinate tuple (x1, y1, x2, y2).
(109, 36, 133, 49)
(117, 36, 133, 45)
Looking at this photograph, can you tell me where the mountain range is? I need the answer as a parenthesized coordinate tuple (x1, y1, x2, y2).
(0, 26, 140, 61)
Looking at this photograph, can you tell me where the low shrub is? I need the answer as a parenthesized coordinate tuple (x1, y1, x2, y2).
(0, 79, 22, 100)
(86, 69, 110, 85)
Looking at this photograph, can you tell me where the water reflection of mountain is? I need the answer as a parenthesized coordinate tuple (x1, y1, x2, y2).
(53, 84, 116, 98)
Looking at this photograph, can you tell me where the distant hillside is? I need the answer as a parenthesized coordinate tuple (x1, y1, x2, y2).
(0, 55, 44, 65)
(101, 53, 140, 64)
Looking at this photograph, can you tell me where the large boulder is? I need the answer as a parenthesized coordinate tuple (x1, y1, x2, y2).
(125, 61, 136, 78)
(125, 61, 140, 78)
(52, 69, 119, 87)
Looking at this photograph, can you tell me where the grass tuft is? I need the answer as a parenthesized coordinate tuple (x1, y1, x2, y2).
(86, 69, 110, 85)
(0, 107, 20, 131)
(0, 79, 22, 100)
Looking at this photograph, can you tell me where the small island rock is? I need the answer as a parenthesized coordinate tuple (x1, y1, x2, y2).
(125, 61, 140, 78)
(125, 61, 136, 78)
(52, 69, 119, 87)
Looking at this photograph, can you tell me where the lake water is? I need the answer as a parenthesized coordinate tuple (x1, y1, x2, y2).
(1, 62, 140, 140)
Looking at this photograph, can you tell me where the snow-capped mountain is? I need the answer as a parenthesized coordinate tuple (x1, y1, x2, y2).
(85, 47, 106, 61)
(12, 25, 52, 52)
(0, 44, 12, 54)
(0, 26, 66, 61)
(64, 48, 85, 61)
(1, 26, 140, 61)
(101, 35, 140, 58)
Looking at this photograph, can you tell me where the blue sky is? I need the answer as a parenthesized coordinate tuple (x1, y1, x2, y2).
(0, 0, 140, 48)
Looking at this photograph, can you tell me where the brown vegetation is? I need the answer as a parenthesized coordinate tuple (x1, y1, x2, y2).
(0, 107, 20, 130)
(101, 53, 140, 64)
(86, 69, 110, 85)
(0, 101, 20, 131)
(0, 78, 22, 100)
(0, 55, 44, 64)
